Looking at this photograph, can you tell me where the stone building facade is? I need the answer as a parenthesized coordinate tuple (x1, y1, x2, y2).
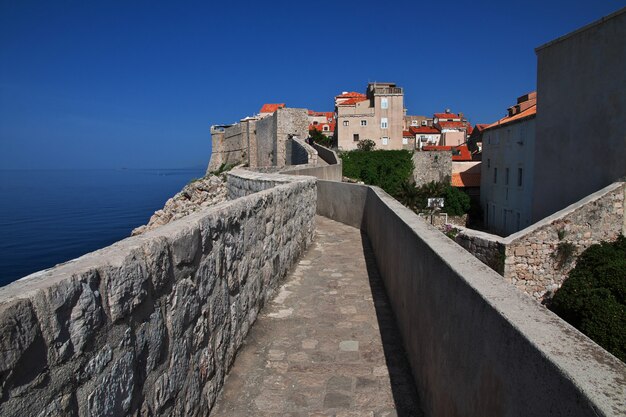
(335, 82, 405, 151)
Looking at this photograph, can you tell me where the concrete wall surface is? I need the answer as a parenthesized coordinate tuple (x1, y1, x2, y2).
(533, 8, 626, 221)
(0, 172, 316, 417)
(311, 142, 340, 165)
(317, 179, 626, 417)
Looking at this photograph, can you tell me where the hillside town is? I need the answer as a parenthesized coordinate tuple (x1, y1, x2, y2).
(208, 8, 625, 305)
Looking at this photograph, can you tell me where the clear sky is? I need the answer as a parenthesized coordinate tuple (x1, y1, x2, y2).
(0, 1, 622, 169)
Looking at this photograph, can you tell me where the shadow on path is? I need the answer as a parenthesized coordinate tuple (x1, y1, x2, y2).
(361, 231, 424, 417)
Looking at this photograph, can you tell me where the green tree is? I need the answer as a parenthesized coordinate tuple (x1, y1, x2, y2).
(356, 139, 376, 151)
(341, 150, 413, 197)
(309, 129, 332, 147)
(549, 235, 626, 362)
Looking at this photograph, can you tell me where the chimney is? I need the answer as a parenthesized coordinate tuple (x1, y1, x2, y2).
(445, 108, 451, 114)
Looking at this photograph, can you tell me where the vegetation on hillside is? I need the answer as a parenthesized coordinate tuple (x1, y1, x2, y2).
(341, 149, 413, 197)
(549, 235, 626, 362)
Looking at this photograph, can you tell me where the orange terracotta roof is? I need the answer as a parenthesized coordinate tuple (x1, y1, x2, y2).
(485, 104, 536, 130)
(474, 124, 489, 132)
(309, 122, 335, 132)
(410, 125, 440, 134)
(422, 145, 472, 161)
(403, 130, 414, 137)
(437, 121, 467, 129)
(260, 103, 285, 113)
(337, 97, 368, 106)
(336, 91, 366, 98)
(308, 110, 334, 119)
(452, 172, 481, 187)
(434, 112, 460, 119)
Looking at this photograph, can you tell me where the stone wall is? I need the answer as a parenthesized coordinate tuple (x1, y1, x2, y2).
(412, 150, 452, 186)
(254, 114, 276, 167)
(455, 182, 625, 300)
(287, 137, 317, 166)
(317, 179, 625, 417)
(0, 172, 316, 417)
(274, 108, 310, 167)
(207, 121, 255, 173)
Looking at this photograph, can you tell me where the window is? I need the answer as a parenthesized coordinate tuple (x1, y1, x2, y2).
(487, 158, 490, 168)
(313, 121, 318, 125)
(322, 125, 329, 131)
(516, 212, 521, 230)
(360, 120, 367, 126)
(343, 120, 349, 126)
(505, 168, 509, 185)
(382, 137, 389, 145)
(421, 120, 427, 126)
(494, 167, 498, 184)
(411, 120, 418, 126)
(381, 118, 388, 129)
(518, 168, 523, 186)
(353, 134, 359, 142)
(381, 98, 388, 109)
(402, 137, 408, 145)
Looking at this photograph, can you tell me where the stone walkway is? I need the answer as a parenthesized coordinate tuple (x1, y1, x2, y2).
(211, 216, 423, 416)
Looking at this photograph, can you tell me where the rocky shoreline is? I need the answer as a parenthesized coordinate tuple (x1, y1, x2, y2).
(132, 174, 228, 235)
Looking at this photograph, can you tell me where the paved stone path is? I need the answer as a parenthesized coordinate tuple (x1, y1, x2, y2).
(211, 216, 423, 416)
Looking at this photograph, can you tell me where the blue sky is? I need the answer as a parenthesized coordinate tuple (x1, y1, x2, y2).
(0, 1, 622, 169)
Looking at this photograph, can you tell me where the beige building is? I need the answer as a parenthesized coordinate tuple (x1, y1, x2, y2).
(335, 83, 405, 151)
(434, 110, 471, 146)
(481, 92, 537, 235)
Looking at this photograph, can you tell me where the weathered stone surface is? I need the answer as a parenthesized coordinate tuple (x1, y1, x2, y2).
(86, 350, 135, 416)
(454, 182, 625, 301)
(0, 169, 316, 416)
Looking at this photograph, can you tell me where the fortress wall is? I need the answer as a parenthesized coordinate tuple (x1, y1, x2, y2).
(0, 172, 316, 417)
(455, 181, 625, 300)
(317, 179, 625, 417)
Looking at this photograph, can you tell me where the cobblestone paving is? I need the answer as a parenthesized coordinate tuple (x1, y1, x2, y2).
(211, 216, 423, 416)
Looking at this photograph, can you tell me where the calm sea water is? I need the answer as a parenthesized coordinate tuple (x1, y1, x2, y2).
(0, 168, 205, 286)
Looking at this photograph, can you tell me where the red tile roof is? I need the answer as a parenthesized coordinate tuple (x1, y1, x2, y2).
(260, 103, 285, 113)
(437, 121, 467, 130)
(403, 131, 414, 137)
(434, 112, 460, 120)
(336, 91, 366, 98)
(410, 126, 440, 135)
(485, 104, 536, 130)
(337, 97, 368, 106)
(452, 172, 481, 187)
(308, 110, 334, 119)
(309, 122, 336, 132)
(422, 145, 473, 161)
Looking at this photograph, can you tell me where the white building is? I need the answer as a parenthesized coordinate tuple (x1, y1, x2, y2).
(481, 92, 536, 236)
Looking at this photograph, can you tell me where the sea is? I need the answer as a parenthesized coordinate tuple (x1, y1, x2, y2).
(0, 168, 205, 287)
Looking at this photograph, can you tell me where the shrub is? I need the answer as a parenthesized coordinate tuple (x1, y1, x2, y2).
(553, 241, 576, 268)
(549, 235, 626, 362)
(341, 150, 413, 197)
(442, 185, 471, 216)
(309, 129, 332, 147)
(356, 139, 376, 151)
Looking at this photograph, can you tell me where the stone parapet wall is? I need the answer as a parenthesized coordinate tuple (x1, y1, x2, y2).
(455, 182, 625, 300)
(412, 150, 452, 186)
(317, 180, 625, 417)
(226, 169, 311, 199)
(288, 137, 317, 166)
(311, 142, 340, 165)
(0, 173, 316, 417)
